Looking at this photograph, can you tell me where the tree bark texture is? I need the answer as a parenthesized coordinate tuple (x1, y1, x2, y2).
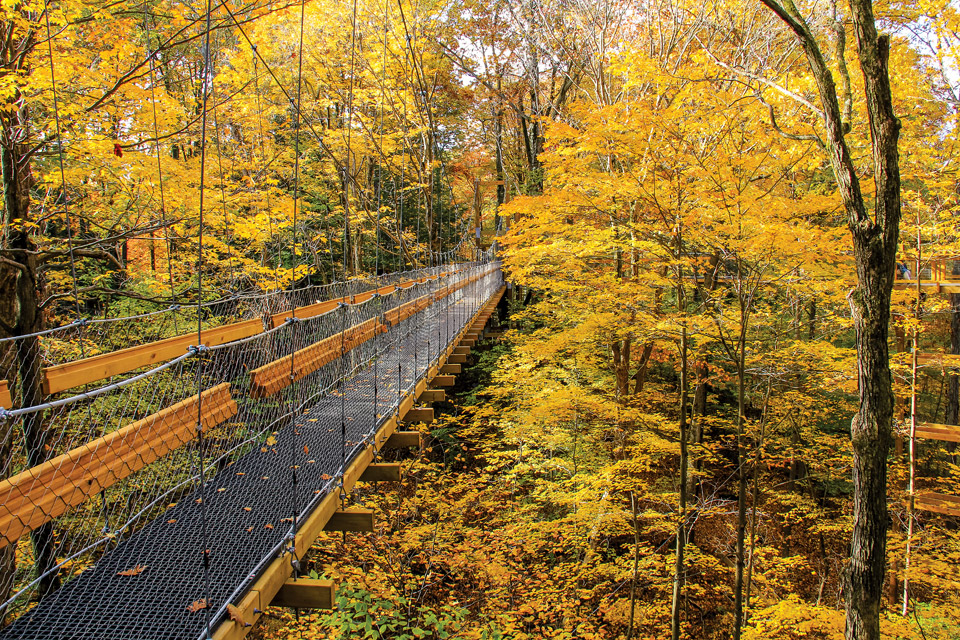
(758, 2, 901, 638)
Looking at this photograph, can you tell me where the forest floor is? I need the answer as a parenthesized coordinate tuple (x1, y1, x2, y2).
(250, 331, 960, 640)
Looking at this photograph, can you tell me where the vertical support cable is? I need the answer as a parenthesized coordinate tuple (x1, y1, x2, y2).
(194, 0, 215, 634)
(902, 212, 922, 615)
(288, 0, 308, 565)
(40, 0, 83, 594)
(344, 0, 359, 278)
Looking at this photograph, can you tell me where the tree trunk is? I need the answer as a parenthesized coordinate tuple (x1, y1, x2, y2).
(671, 328, 689, 640)
(759, 4, 901, 637)
(2, 138, 60, 598)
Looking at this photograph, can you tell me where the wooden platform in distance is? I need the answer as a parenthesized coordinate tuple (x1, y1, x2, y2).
(904, 352, 960, 369)
(915, 492, 960, 517)
(916, 422, 960, 444)
(893, 280, 960, 294)
(271, 578, 335, 610)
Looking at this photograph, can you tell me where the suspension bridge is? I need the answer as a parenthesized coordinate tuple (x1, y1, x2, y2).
(0, 258, 505, 639)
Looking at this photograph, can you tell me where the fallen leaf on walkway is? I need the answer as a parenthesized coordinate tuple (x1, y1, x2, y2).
(187, 599, 208, 613)
(117, 565, 147, 576)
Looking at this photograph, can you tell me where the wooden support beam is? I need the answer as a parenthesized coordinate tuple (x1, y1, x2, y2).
(461, 339, 476, 347)
(323, 508, 374, 532)
(440, 363, 461, 375)
(271, 579, 336, 609)
(915, 492, 960, 517)
(403, 407, 434, 423)
(454, 346, 470, 355)
(360, 463, 402, 482)
(916, 422, 960, 444)
(433, 375, 456, 387)
(0, 380, 10, 409)
(447, 353, 467, 364)
(384, 431, 421, 449)
(0, 384, 237, 549)
(418, 389, 445, 402)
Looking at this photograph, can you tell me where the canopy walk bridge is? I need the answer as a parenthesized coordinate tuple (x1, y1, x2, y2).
(0, 259, 505, 640)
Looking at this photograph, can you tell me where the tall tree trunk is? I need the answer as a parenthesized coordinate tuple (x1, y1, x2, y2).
(760, 4, 901, 638)
(733, 306, 749, 639)
(2, 137, 60, 597)
(671, 327, 689, 640)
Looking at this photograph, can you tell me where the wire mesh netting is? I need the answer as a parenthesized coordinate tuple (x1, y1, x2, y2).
(0, 258, 503, 640)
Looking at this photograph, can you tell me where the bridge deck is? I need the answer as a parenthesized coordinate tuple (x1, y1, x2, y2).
(0, 279, 497, 640)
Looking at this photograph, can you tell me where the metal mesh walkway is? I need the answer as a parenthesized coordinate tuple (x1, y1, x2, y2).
(0, 262, 503, 640)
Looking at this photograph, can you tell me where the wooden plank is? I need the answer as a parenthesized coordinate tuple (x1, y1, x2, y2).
(249, 317, 385, 397)
(433, 375, 456, 387)
(454, 346, 470, 356)
(914, 492, 960, 517)
(447, 354, 467, 365)
(403, 407, 434, 424)
(461, 339, 476, 347)
(916, 422, 960, 444)
(42, 320, 263, 395)
(418, 389, 445, 402)
(271, 579, 335, 609)
(0, 380, 10, 409)
(323, 508, 374, 532)
(384, 431, 421, 449)
(0, 383, 236, 549)
(440, 363, 461, 375)
(359, 463, 402, 482)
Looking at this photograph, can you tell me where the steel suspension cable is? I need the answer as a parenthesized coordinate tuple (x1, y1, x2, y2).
(288, 0, 308, 566)
(344, 0, 359, 278)
(194, 0, 216, 634)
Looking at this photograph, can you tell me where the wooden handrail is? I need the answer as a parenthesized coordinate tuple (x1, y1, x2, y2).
(249, 266, 496, 397)
(0, 383, 237, 549)
(41, 270, 466, 396)
(42, 320, 264, 395)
